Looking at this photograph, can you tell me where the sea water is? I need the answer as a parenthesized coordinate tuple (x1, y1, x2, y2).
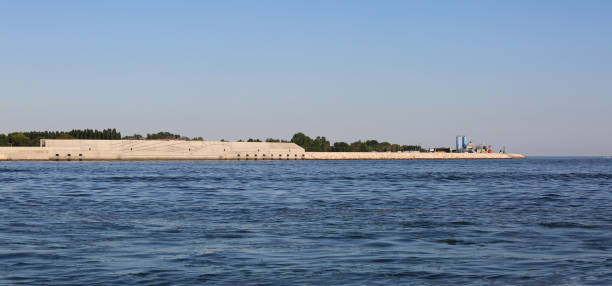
(1, 158, 611, 285)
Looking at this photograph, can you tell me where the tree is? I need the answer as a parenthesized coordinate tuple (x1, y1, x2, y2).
(376, 142, 391, 152)
(311, 136, 331, 152)
(8, 132, 31, 146)
(365, 140, 379, 151)
(111, 128, 120, 139)
(350, 141, 371, 152)
(291, 132, 313, 151)
(0, 134, 8, 146)
(147, 132, 181, 140)
(56, 133, 74, 139)
(123, 134, 143, 140)
(391, 144, 401, 152)
(331, 142, 350, 152)
(401, 145, 423, 152)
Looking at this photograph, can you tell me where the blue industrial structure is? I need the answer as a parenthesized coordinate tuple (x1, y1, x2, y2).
(456, 135, 467, 152)
(456, 136, 462, 152)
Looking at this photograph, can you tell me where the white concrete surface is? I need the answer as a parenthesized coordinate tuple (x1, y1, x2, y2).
(0, 140, 524, 161)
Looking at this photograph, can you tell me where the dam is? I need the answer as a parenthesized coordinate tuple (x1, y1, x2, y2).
(0, 139, 524, 161)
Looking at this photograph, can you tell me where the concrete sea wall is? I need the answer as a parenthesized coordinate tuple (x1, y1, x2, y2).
(304, 152, 524, 160)
(0, 140, 523, 161)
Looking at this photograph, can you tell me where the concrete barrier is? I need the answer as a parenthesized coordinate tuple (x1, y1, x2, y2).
(0, 147, 50, 161)
(304, 152, 524, 160)
(0, 140, 524, 161)
(2, 140, 306, 161)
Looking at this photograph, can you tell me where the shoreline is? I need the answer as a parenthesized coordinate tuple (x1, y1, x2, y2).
(0, 139, 524, 161)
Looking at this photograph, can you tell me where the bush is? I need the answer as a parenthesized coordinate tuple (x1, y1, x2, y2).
(8, 132, 31, 146)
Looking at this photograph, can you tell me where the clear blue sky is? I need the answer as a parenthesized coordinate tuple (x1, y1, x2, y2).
(1, 1, 610, 155)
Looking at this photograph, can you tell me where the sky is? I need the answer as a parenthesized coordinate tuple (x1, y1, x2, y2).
(1, 1, 610, 156)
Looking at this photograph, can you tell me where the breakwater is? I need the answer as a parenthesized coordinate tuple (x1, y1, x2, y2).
(305, 152, 524, 160)
(0, 139, 523, 161)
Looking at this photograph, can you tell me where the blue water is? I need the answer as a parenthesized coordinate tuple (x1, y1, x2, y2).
(1, 158, 611, 285)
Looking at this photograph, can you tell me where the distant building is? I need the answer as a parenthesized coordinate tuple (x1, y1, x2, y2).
(474, 144, 488, 153)
(466, 141, 474, 152)
(456, 135, 467, 152)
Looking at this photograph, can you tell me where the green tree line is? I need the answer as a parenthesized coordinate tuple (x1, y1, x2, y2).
(0, 129, 121, 146)
(235, 138, 289, 142)
(220, 133, 424, 152)
(0, 130, 425, 152)
(132, 132, 203, 141)
(290, 132, 425, 152)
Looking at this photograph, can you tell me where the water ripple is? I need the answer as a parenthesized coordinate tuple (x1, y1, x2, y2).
(0, 158, 611, 285)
